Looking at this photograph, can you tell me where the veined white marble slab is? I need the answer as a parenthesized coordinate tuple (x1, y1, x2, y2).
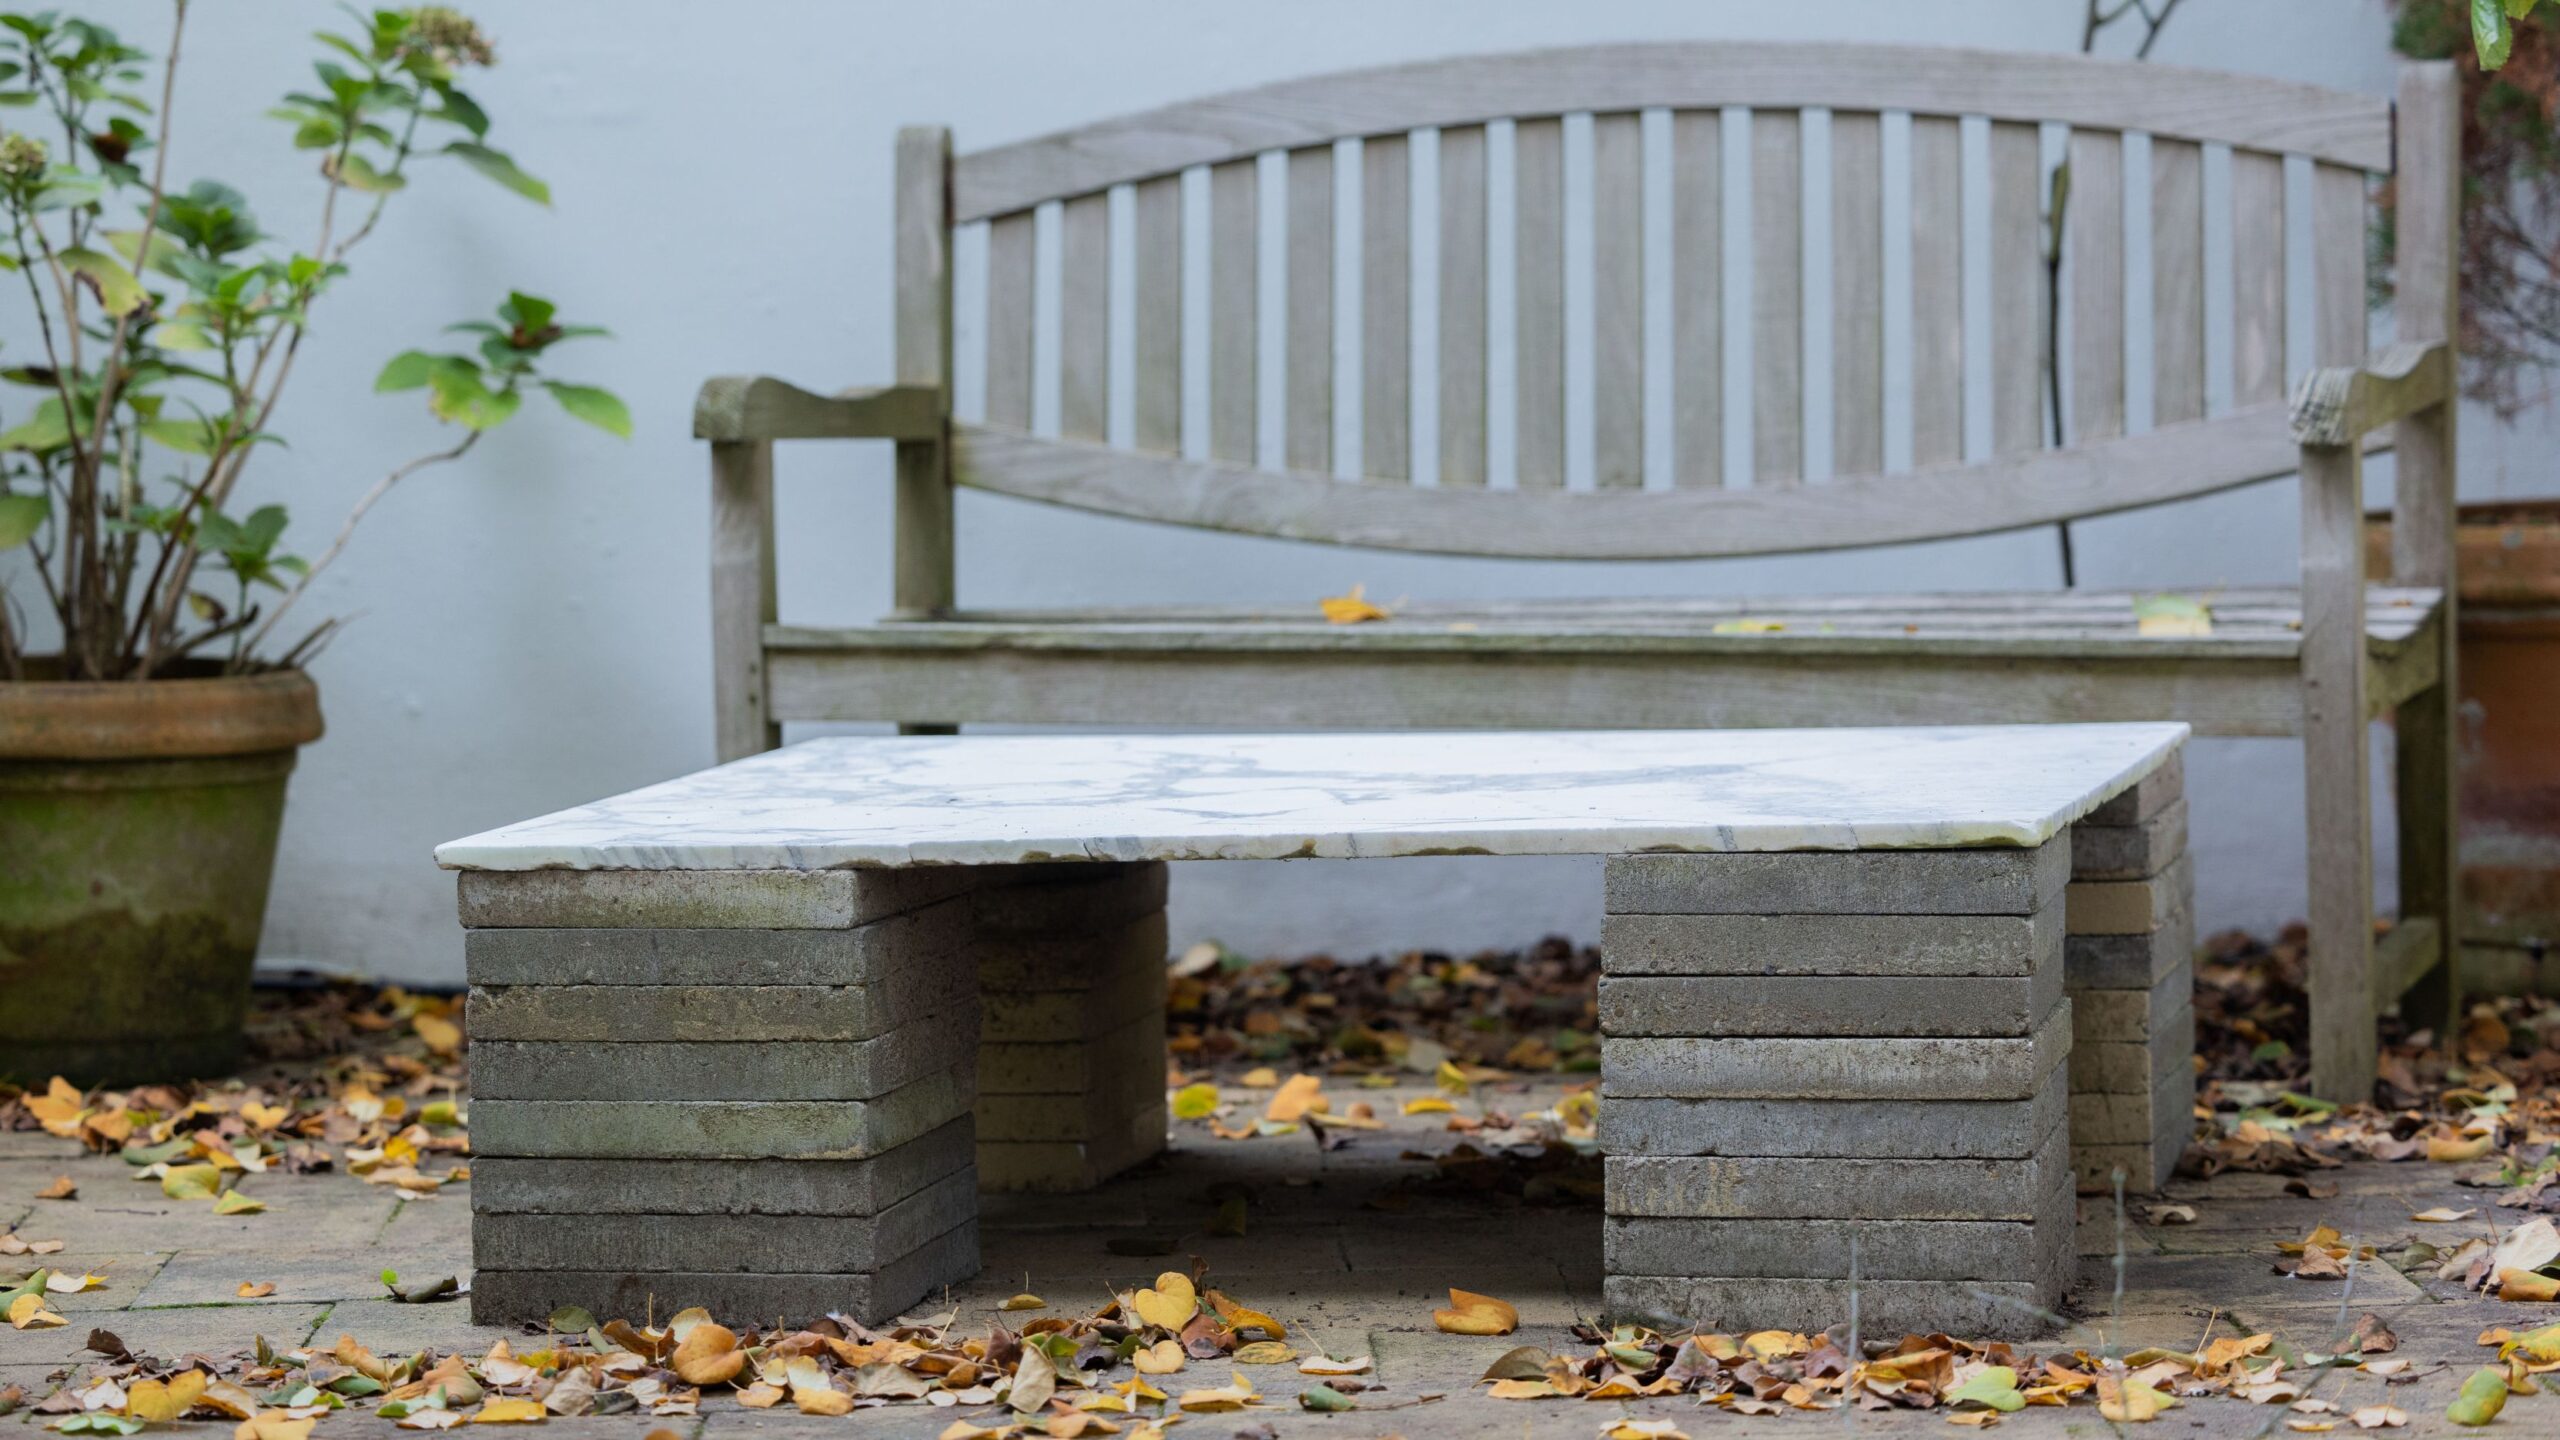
(436, 725, 2186, 872)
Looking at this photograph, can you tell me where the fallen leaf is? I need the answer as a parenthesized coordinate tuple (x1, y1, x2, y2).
(1264, 1074, 1324, 1124)
(2429, 1132, 2497, 1164)
(2447, 1366, 2509, 1426)
(1232, 1342, 1296, 1365)
(214, 1190, 265, 1216)
(2139, 1203, 2198, 1226)
(670, 1321, 745, 1386)
(1402, 1097, 1454, 1116)
(1132, 1340, 1185, 1375)
(1131, 1272, 1198, 1331)
(1298, 1354, 1371, 1376)
(999, 1294, 1046, 1312)
(124, 1373, 208, 1424)
(0, 1236, 64, 1256)
(1431, 1288, 1518, 1336)
(1175, 1372, 1258, 1412)
(2413, 1207, 2479, 1223)
(1946, 1367, 2025, 1413)
(2500, 1268, 2560, 1302)
(1008, 1346, 1058, 1414)
(35, 1176, 75, 1201)
(236, 1282, 276, 1299)
(2097, 1376, 2178, 1423)
(413, 1013, 463, 1055)
(2350, 1407, 2409, 1429)
(234, 1414, 316, 1440)
(1171, 1084, 1219, 1120)
(160, 1165, 222, 1201)
(471, 1398, 547, 1424)
(1297, 1385, 1355, 1412)
(1319, 585, 1389, 624)
(43, 1273, 103, 1295)
(7, 1293, 65, 1330)
(2134, 593, 2213, 637)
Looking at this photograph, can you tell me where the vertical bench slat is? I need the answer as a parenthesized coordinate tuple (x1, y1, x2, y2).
(1671, 109, 1722, 489)
(1751, 110, 1803, 486)
(1364, 134, 1412, 482)
(1594, 111, 1645, 489)
(1210, 158, 1258, 465)
(1438, 124, 1489, 487)
(2149, 138, 2205, 427)
(1516, 116, 1567, 489)
(1132, 174, 1183, 454)
(2229, 150, 2286, 408)
(984, 211, 1036, 432)
(1989, 121, 2044, 455)
(2066, 129, 2124, 444)
(2312, 163, 2366, 369)
(1286, 145, 1334, 473)
(1909, 114, 1963, 469)
(1059, 192, 1110, 443)
(894, 128, 957, 625)
(1831, 111, 1883, 478)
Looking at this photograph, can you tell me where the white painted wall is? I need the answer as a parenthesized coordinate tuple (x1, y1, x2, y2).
(11, 1, 2553, 983)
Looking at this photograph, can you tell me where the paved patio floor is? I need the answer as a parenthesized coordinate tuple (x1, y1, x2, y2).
(3, 1074, 2547, 1438)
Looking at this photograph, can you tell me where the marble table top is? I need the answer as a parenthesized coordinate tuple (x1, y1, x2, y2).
(436, 725, 2186, 872)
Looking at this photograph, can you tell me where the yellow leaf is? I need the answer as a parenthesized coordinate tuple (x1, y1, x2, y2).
(1434, 1059, 1471, 1095)
(2097, 1377, 2178, 1423)
(1131, 1273, 1198, 1331)
(999, 1293, 1047, 1311)
(125, 1372, 208, 1423)
(1432, 1288, 1518, 1336)
(162, 1164, 223, 1200)
(1237, 1067, 1279, 1088)
(414, 1013, 464, 1055)
(1175, 1373, 1258, 1412)
(7, 1292, 65, 1330)
(1171, 1083, 1219, 1121)
(214, 1190, 266, 1216)
(1232, 1342, 1297, 1365)
(2499, 1268, 2560, 1303)
(26, 1077, 86, 1134)
(1710, 617, 1786, 634)
(34, 1174, 77, 1200)
(670, 1321, 746, 1386)
(473, 1398, 548, 1424)
(1319, 584, 1388, 624)
(2429, 1132, 2497, 1163)
(1484, 1378, 1563, 1400)
(1402, 1096, 1455, 1115)
(735, 1384, 784, 1409)
(239, 1102, 290, 1131)
(1205, 1289, 1286, 1341)
(236, 1281, 276, 1298)
(1131, 1340, 1186, 1375)
(235, 1412, 317, 1440)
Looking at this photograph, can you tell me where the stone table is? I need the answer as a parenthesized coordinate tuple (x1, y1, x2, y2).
(436, 724, 2193, 1335)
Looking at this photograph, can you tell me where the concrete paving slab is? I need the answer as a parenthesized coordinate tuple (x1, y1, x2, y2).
(1606, 842, 2070, 916)
(1604, 1000, 2069, 1100)
(1599, 965, 2059, 1037)
(1599, 908, 2056, 978)
(462, 899, 973, 986)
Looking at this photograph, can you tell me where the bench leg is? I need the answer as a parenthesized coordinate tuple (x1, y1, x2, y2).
(972, 862, 1170, 1192)
(2061, 754, 2197, 1195)
(2394, 675, 2462, 1038)
(458, 866, 986, 1326)
(1596, 842, 2075, 1338)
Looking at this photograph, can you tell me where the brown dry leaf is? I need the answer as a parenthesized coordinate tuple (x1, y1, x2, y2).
(413, 1013, 463, 1055)
(33, 1176, 75, 1201)
(734, 1384, 785, 1409)
(1046, 1414, 1120, 1438)
(1947, 1413, 2001, 1428)
(670, 1321, 746, 1386)
(0, 1235, 62, 1256)
(1318, 585, 1389, 624)
(2352, 1313, 2399, 1355)
(1431, 1288, 1518, 1336)
(235, 1281, 276, 1298)
(2140, 1203, 2198, 1226)
(2350, 1406, 2409, 1428)
(1007, 1346, 1058, 1415)
(1264, 1074, 1324, 1124)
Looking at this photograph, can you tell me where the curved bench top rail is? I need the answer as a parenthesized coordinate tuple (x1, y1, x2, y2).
(952, 41, 2392, 220)
(435, 725, 2189, 871)
(952, 405, 2321, 561)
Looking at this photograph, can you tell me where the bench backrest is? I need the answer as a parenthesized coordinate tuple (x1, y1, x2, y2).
(922, 42, 2424, 560)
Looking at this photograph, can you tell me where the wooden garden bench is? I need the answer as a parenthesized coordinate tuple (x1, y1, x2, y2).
(692, 43, 2465, 1103)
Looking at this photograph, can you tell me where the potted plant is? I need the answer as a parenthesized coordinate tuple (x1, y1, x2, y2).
(0, 5, 625, 1084)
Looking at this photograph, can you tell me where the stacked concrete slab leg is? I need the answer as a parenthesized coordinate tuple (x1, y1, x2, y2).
(972, 862, 1170, 1192)
(2064, 753, 2198, 1194)
(1596, 844, 2076, 1337)
(461, 869, 985, 1326)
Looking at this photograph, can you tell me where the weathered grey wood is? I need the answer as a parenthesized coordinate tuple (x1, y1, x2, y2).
(2392, 60, 2463, 1038)
(894, 128, 956, 623)
(983, 210, 1036, 431)
(1752, 110, 1803, 486)
(1438, 123, 1488, 487)
(693, 378, 941, 443)
(1286, 144, 1334, 472)
(1362, 132, 1411, 481)
(950, 42, 2392, 220)
(1909, 115, 1963, 469)
(949, 405, 2334, 559)
(2067, 128, 2124, 444)
(2300, 429, 2374, 1103)
(1515, 115, 1566, 489)
(2149, 137, 2204, 427)
(1990, 121, 2044, 455)
(2290, 342, 2451, 446)
(1595, 111, 1645, 488)
(2230, 149, 2286, 408)
(2371, 916, 2444, 1007)
(1058, 190, 1110, 444)
(1210, 158, 1258, 465)
(1133, 174, 1183, 455)
(1672, 108, 1722, 488)
(2314, 163, 2366, 369)
(709, 440, 778, 762)
(1831, 110, 1883, 478)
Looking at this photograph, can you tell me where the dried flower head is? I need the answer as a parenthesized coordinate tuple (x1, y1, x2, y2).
(405, 7, 494, 68)
(0, 132, 48, 183)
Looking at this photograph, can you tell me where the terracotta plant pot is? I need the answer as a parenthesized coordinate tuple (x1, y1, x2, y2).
(2369, 501, 2560, 988)
(0, 663, 324, 1085)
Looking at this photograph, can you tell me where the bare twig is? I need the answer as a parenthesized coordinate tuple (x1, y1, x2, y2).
(233, 429, 483, 664)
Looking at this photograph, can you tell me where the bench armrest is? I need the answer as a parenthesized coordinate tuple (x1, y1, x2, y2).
(693, 375, 943, 442)
(2288, 341, 2451, 448)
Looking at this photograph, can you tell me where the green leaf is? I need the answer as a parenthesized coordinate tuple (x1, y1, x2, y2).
(1297, 1385, 1356, 1412)
(56, 245, 146, 316)
(140, 416, 221, 455)
(2449, 1365, 2510, 1425)
(544, 382, 630, 438)
(331, 151, 405, 193)
(2477, 0, 2517, 67)
(374, 349, 444, 392)
(1946, 1366, 2025, 1413)
(2509, 0, 2540, 17)
(0, 397, 70, 452)
(427, 366, 521, 430)
(51, 1414, 147, 1434)
(443, 141, 549, 204)
(0, 491, 46, 548)
(500, 291, 556, 334)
